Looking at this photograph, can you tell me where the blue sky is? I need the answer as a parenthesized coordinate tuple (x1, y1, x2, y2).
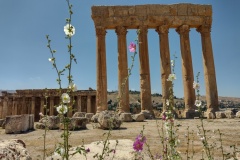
(0, 0, 239, 98)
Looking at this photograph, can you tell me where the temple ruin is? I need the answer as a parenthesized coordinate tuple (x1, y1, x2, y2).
(0, 89, 96, 121)
(91, 3, 219, 118)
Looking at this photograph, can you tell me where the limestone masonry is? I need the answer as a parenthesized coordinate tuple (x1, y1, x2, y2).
(92, 3, 218, 118)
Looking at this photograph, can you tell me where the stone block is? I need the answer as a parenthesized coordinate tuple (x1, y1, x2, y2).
(224, 110, 234, 118)
(97, 110, 122, 129)
(5, 115, 32, 134)
(141, 110, 153, 119)
(85, 113, 94, 121)
(236, 111, 240, 118)
(72, 112, 86, 118)
(91, 113, 99, 123)
(119, 113, 133, 122)
(60, 117, 88, 130)
(29, 114, 34, 130)
(204, 112, 216, 119)
(215, 111, 226, 119)
(0, 139, 32, 159)
(38, 116, 60, 130)
(132, 113, 145, 122)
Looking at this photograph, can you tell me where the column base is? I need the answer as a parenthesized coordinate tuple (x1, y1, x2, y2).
(119, 112, 133, 122)
(181, 109, 198, 119)
(141, 110, 155, 119)
(204, 108, 218, 119)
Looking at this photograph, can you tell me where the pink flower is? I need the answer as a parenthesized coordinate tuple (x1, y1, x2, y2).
(128, 42, 136, 53)
(133, 135, 146, 152)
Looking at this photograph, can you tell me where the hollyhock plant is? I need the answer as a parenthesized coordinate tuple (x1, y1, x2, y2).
(61, 93, 70, 103)
(68, 82, 77, 91)
(167, 73, 176, 81)
(64, 24, 75, 37)
(193, 81, 200, 90)
(128, 42, 136, 53)
(195, 99, 202, 107)
(56, 105, 68, 114)
(133, 134, 146, 152)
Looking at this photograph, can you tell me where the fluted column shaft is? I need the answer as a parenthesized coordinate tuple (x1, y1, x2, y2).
(138, 25, 152, 111)
(197, 25, 219, 112)
(22, 97, 26, 114)
(115, 26, 129, 113)
(50, 97, 54, 115)
(2, 97, 8, 118)
(40, 97, 45, 115)
(87, 96, 92, 113)
(31, 97, 35, 115)
(77, 95, 81, 112)
(13, 98, 17, 115)
(156, 25, 172, 112)
(96, 27, 107, 112)
(0, 98, 3, 119)
(176, 25, 196, 113)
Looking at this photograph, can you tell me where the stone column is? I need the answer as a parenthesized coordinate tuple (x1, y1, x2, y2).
(31, 97, 35, 115)
(176, 25, 196, 118)
(156, 25, 172, 112)
(138, 25, 152, 112)
(115, 26, 130, 113)
(40, 97, 45, 115)
(197, 25, 219, 116)
(12, 97, 17, 115)
(77, 95, 81, 112)
(96, 26, 107, 112)
(50, 97, 54, 116)
(7, 98, 13, 116)
(87, 96, 92, 113)
(0, 98, 3, 119)
(22, 97, 26, 114)
(2, 97, 8, 119)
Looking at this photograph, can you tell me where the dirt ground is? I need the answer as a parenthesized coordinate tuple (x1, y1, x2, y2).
(1, 118, 240, 160)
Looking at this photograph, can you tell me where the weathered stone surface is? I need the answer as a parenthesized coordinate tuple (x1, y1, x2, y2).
(204, 111, 216, 119)
(5, 114, 33, 134)
(224, 110, 234, 118)
(38, 116, 60, 130)
(132, 113, 145, 122)
(85, 113, 94, 121)
(119, 113, 133, 122)
(215, 111, 226, 119)
(91, 113, 99, 123)
(0, 119, 4, 127)
(72, 112, 86, 118)
(97, 110, 122, 129)
(29, 114, 34, 130)
(0, 139, 32, 160)
(236, 111, 240, 118)
(59, 117, 88, 130)
(141, 110, 153, 119)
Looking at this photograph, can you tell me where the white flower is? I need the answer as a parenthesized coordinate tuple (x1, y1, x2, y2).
(167, 73, 176, 81)
(200, 137, 205, 141)
(48, 58, 54, 63)
(166, 99, 169, 106)
(56, 104, 68, 114)
(61, 93, 70, 103)
(193, 81, 200, 89)
(195, 100, 202, 107)
(171, 60, 174, 66)
(68, 83, 77, 91)
(64, 24, 75, 37)
(39, 112, 44, 117)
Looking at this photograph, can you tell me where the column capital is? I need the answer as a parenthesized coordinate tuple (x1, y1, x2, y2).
(176, 25, 190, 35)
(156, 25, 169, 34)
(196, 25, 211, 34)
(115, 26, 127, 36)
(138, 25, 148, 34)
(96, 26, 106, 36)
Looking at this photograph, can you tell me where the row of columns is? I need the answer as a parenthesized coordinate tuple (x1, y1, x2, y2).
(95, 24, 218, 117)
(0, 95, 95, 120)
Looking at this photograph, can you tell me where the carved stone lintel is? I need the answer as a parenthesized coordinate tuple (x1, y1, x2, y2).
(96, 27, 107, 36)
(176, 25, 190, 34)
(156, 25, 169, 34)
(115, 26, 127, 36)
(138, 25, 148, 34)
